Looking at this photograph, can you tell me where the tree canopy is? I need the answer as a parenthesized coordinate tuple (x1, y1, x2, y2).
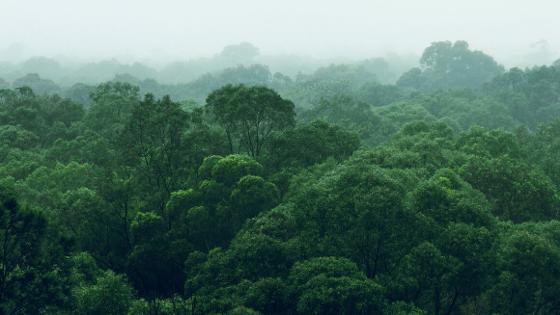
(2, 40, 560, 314)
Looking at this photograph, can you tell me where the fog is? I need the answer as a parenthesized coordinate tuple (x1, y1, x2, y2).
(1, 0, 559, 67)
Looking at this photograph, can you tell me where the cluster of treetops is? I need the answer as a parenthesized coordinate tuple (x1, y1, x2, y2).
(1, 40, 560, 314)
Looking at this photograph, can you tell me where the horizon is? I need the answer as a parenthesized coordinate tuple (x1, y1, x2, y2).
(1, 0, 559, 68)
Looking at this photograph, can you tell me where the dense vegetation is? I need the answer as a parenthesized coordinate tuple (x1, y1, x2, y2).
(2, 41, 560, 314)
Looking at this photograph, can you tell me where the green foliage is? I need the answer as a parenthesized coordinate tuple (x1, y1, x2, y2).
(3, 40, 560, 314)
(119, 93, 191, 213)
(208, 154, 263, 185)
(460, 156, 559, 222)
(300, 95, 387, 145)
(398, 40, 504, 90)
(266, 120, 360, 170)
(485, 66, 560, 128)
(531, 118, 560, 186)
(0, 187, 70, 314)
(206, 84, 295, 156)
(73, 271, 135, 315)
(12, 73, 61, 95)
(86, 82, 139, 137)
(487, 223, 560, 314)
(128, 211, 190, 298)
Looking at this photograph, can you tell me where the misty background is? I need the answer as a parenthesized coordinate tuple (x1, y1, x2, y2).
(1, 0, 559, 87)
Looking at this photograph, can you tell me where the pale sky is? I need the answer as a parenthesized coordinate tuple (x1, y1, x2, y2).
(1, 0, 559, 65)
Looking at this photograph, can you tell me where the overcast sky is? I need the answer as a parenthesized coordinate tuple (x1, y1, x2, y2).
(1, 0, 559, 65)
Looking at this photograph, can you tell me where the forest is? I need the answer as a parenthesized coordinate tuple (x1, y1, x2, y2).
(2, 39, 560, 315)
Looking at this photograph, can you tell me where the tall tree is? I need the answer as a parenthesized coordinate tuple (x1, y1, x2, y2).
(398, 41, 504, 90)
(119, 94, 190, 215)
(206, 84, 295, 157)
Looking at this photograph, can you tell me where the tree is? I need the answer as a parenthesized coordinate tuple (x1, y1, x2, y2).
(127, 212, 190, 298)
(299, 95, 386, 145)
(86, 82, 140, 138)
(266, 120, 360, 170)
(230, 175, 279, 229)
(0, 187, 69, 314)
(171, 155, 277, 250)
(243, 277, 289, 315)
(220, 42, 260, 62)
(73, 271, 135, 315)
(392, 242, 461, 315)
(455, 127, 525, 159)
(533, 118, 560, 186)
(410, 168, 495, 227)
(488, 227, 560, 314)
(484, 65, 560, 128)
(12, 73, 61, 95)
(119, 94, 190, 214)
(460, 156, 559, 222)
(398, 41, 504, 90)
(206, 84, 295, 157)
(289, 257, 385, 315)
